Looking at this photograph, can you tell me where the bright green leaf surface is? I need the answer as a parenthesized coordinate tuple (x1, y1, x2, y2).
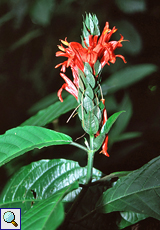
(83, 112, 99, 135)
(96, 155, 160, 221)
(118, 211, 148, 229)
(93, 111, 125, 151)
(21, 95, 78, 127)
(102, 64, 158, 95)
(21, 182, 78, 230)
(0, 126, 72, 167)
(0, 159, 102, 214)
(101, 111, 125, 134)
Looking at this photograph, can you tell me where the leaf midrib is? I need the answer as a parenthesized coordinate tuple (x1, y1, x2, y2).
(99, 184, 160, 207)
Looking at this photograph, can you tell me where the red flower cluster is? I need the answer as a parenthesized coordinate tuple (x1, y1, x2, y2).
(55, 22, 126, 102)
(55, 21, 126, 157)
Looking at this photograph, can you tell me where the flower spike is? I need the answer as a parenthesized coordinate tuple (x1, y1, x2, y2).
(55, 13, 127, 157)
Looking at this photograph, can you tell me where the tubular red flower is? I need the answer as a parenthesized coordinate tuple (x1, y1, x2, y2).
(95, 99, 109, 157)
(55, 21, 126, 110)
(100, 99, 109, 157)
(57, 73, 78, 102)
(55, 22, 126, 80)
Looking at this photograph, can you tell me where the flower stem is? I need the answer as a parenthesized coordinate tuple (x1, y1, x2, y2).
(70, 141, 88, 152)
(86, 135, 95, 184)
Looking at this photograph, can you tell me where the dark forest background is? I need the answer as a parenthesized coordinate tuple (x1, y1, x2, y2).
(0, 0, 160, 228)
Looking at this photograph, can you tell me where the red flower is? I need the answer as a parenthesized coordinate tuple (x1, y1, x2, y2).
(55, 22, 126, 101)
(55, 39, 85, 101)
(95, 99, 109, 157)
(57, 73, 78, 102)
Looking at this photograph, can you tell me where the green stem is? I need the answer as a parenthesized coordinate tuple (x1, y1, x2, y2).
(62, 136, 95, 227)
(70, 141, 88, 152)
(86, 135, 95, 184)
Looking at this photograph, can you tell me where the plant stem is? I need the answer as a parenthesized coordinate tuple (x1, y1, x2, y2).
(70, 141, 88, 152)
(86, 135, 95, 184)
(61, 136, 95, 228)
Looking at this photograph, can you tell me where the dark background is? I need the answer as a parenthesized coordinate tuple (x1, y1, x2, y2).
(0, 0, 160, 228)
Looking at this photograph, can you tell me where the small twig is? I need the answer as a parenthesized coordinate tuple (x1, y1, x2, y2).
(91, 171, 132, 185)
(70, 208, 97, 224)
(66, 104, 81, 123)
(75, 132, 86, 141)
(98, 83, 103, 100)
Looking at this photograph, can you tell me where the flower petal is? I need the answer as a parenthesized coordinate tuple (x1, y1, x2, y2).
(57, 73, 78, 102)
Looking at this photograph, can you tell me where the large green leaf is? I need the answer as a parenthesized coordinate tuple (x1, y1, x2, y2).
(96, 155, 160, 221)
(102, 64, 158, 95)
(68, 184, 115, 230)
(28, 91, 69, 115)
(21, 95, 77, 127)
(0, 126, 72, 167)
(21, 182, 78, 230)
(0, 159, 102, 214)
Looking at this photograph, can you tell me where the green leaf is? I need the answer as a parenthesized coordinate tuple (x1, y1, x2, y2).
(0, 126, 72, 167)
(28, 91, 68, 115)
(21, 95, 78, 127)
(0, 159, 102, 214)
(84, 63, 95, 88)
(82, 112, 99, 135)
(101, 111, 125, 134)
(69, 184, 111, 230)
(82, 22, 90, 46)
(118, 211, 148, 229)
(113, 132, 141, 142)
(83, 95, 94, 112)
(77, 104, 86, 121)
(93, 111, 125, 151)
(88, 13, 94, 34)
(109, 94, 133, 146)
(78, 69, 87, 87)
(96, 155, 160, 221)
(93, 133, 106, 152)
(115, 0, 146, 13)
(29, 0, 55, 26)
(84, 62, 92, 74)
(0, 11, 13, 26)
(86, 72, 95, 88)
(115, 20, 142, 55)
(82, 13, 100, 46)
(92, 14, 100, 36)
(21, 182, 78, 230)
(102, 64, 158, 94)
(85, 84, 94, 100)
(94, 60, 102, 76)
(9, 29, 42, 51)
